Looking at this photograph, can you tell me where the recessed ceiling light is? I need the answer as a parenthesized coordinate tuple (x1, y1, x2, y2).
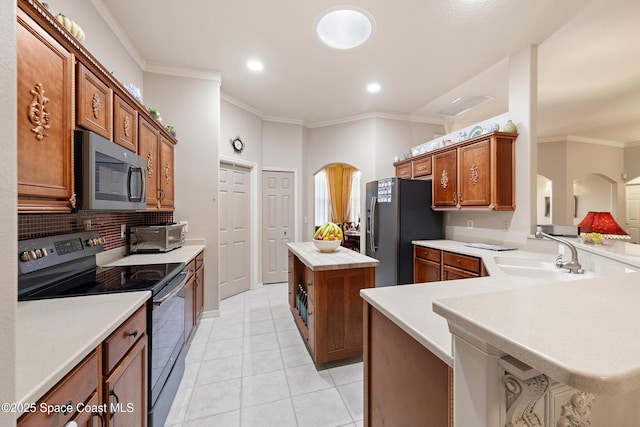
(315, 7, 375, 50)
(247, 59, 264, 72)
(367, 83, 381, 93)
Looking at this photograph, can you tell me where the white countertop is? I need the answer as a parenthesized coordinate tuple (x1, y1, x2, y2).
(16, 291, 150, 409)
(103, 244, 205, 267)
(433, 273, 640, 394)
(287, 241, 379, 271)
(360, 239, 638, 366)
(360, 241, 548, 366)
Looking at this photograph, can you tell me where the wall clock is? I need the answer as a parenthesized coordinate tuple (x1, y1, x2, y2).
(231, 136, 244, 153)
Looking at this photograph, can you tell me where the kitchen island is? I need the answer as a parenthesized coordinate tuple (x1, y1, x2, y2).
(360, 239, 640, 427)
(287, 242, 379, 364)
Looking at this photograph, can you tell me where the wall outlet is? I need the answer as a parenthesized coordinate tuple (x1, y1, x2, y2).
(467, 219, 474, 229)
(83, 219, 91, 231)
(121, 224, 126, 239)
(503, 221, 510, 231)
(179, 220, 189, 232)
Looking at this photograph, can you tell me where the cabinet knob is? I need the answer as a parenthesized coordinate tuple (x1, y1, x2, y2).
(129, 329, 138, 338)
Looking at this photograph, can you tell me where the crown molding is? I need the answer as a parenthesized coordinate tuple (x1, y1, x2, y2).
(220, 93, 264, 118)
(145, 63, 221, 82)
(538, 134, 626, 148)
(90, 0, 145, 69)
(262, 116, 306, 126)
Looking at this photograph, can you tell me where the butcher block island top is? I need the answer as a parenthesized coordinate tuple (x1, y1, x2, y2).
(287, 242, 378, 364)
(286, 241, 379, 271)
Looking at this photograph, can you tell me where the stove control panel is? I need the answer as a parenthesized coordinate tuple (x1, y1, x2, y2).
(18, 231, 105, 275)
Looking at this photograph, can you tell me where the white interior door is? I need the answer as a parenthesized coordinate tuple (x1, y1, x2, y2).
(219, 163, 251, 299)
(262, 171, 295, 284)
(625, 184, 640, 244)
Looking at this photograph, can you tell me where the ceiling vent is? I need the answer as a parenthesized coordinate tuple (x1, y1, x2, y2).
(435, 94, 493, 116)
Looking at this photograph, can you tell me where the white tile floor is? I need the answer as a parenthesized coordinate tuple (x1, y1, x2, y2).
(165, 282, 365, 427)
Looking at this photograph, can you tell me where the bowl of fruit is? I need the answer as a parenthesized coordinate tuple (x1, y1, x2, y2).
(313, 222, 343, 252)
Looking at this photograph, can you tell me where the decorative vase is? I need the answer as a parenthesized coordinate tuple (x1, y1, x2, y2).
(503, 120, 517, 133)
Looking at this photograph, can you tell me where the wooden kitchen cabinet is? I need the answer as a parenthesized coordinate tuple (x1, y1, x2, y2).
(413, 245, 488, 283)
(433, 133, 516, 211)
(113, 94, 138, 152)
(76, 62, 113, 140)
(288, 249, 375, 364)
(139, 117, 175, 210)
(159, 135, 175, 209)
(414, 246, 441, 283)
(432, 149, 458, 209)
(17, 8, 75, 213)
(185, 250, 205, 344)
(102, 305, 147, 427)
(103, 337, 147, 427)
(393, 156, 432, 180)
(364, 302, 453, 427)
(18, 351, 100, 427)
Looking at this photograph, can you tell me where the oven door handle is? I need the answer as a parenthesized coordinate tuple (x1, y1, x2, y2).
(153, 270, 189, 306)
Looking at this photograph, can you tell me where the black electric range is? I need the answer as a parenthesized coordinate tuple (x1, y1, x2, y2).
(18, 231, 187, 427)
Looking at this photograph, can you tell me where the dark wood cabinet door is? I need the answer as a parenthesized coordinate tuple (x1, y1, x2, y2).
(195, 265, 204, 321)
(159, 136, 175, 209)
(432, 150, 458, 208)
(76, 63, 112, 140)
(104, 337, 147, 427)
(184, 274, 195, 344)
(139, 117, 160, 209)
(113, 95, 138, 152)
(17, 9, 74, 212)
(458, 139, 491, 207)
(414, 257, 441, 283)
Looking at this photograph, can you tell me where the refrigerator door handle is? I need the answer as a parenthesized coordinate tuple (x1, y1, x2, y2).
(369, 196, 377, 253)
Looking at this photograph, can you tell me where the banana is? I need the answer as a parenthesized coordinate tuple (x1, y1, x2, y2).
(322, 224, 331, 238)
(314, 225, 324, 239)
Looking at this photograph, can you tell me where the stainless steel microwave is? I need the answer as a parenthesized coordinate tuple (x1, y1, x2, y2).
(129, 224, 185, 253)
(74, 130, 147, 211)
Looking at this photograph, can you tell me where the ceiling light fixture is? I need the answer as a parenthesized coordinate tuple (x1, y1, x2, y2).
(247, 59, 264, 72)
(315, 7, 375, 50)
(367, 82, 381, 93)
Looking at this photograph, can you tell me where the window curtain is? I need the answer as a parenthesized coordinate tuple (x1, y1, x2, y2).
(341, 166, 354, 223)
(314, 169, 331, 226)
(325, 165, 340, 223)
(348, 171, 361, 224)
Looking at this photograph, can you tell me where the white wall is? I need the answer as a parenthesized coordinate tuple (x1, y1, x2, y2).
(1, 0, 17, 423)
(144, 72, 221, 312)
(44, 0, 144, 89)
(540, 137, 624, 225)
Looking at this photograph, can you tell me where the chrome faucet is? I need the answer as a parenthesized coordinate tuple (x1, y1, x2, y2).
(535, 230, 584, 274)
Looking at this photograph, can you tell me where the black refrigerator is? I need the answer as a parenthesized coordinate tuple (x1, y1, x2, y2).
(366, 177, 443, 287)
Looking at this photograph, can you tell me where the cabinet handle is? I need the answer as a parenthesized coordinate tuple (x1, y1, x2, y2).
(452, 192, 457, 203)
(308, 282, 313, 287)
(459, 192, 463, 202)
(129, 329, 138, 338)
(109, 390, 120, 419)
(456, 259, 461, 264)
(94, 413, 105, 427)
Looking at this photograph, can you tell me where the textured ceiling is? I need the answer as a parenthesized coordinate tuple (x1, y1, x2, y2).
(100, 0, 640, 143)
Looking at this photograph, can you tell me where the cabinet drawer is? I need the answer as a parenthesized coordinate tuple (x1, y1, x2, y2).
(414, 246, 440, 262)
(103, 305, 147, 374)
(76, 63, 113, 139)
(186, 258, 196, 275)
(442, 251, 480, 273)
(413, 157, 432, 177)
(18, 351, 98, 427)
(195, 251, 204, 271)
(395, 163, 412, 179)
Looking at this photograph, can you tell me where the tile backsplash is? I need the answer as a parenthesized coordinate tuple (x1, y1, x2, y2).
(18, 212, 174, 250)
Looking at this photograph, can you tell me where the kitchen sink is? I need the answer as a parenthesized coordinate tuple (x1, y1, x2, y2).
(494, 256, 600, 282)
